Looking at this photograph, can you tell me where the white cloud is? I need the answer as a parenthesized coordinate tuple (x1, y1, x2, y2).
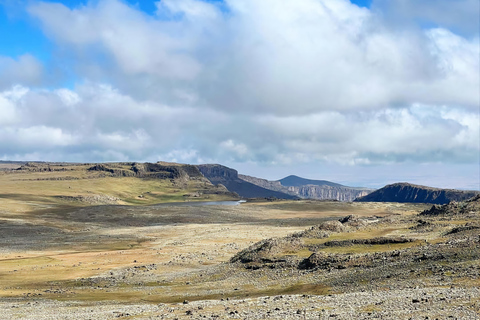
(26, 0, 479, 115)
(257, 105, 479, 165)
(220, 139, 249, 160)
(55, 89, 81, 106)
(372, 0, 480, 36)
(0, 54, 43, 90)
(28, 0, 202, 80)
(0, 0, 478, 188)
(0, 95, 17, 125)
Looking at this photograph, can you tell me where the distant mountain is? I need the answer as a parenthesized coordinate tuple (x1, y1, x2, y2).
(197, 164, 298, 199)
(238, 174, 298, 196)
(284, 184, 374, 202)
(279, 175, 345, 188)
(355, 182, 480, 205)
(239, 174, 374, 202)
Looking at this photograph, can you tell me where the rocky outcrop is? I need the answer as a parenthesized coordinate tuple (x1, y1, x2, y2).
(197, 164, 239, 182)
(56, 194, 120, 205)
(420, 194, 480, 216)
(197, 164, 298, 199)
(355, 183, 480, 205)
(87, 162, 208, 182)
(16, 162, 71, 172)
(239, 174, 373, 201)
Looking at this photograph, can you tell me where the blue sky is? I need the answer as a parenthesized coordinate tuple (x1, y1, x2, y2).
(0, 4, 48, 60)
(0, 0, 479, 189)
(2, 0, 372, 63)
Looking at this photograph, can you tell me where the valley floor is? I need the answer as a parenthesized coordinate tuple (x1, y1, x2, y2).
(0, 199, 478, 319)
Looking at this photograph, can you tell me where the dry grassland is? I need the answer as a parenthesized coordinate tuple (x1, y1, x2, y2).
(0, 167, 478, 319)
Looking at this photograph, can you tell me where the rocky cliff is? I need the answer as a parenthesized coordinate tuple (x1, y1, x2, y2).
(286, 185, 372, 202)
(86, 162, 207, 182)
(355, 182, 480, 205)
(239, 174, 373, 201)
(197, 164, 298, 199)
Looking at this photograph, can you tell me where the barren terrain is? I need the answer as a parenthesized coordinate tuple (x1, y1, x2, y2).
(0, 163, 478, 319)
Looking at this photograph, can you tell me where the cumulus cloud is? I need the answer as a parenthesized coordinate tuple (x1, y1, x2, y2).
(27, 0, 479, 113)
(372, 0, 480, 36)
(1, 84, 477, 166)
(0, 54, 43, 89)
(0, 0, 478, 188)
(256, 105, 479, 165)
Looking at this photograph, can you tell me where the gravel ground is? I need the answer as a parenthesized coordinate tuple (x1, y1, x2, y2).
(1, 200, 478, 320)
(1, 287, 478, 319)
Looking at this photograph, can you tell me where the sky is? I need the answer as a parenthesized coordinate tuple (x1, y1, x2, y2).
(0, 0, 479, 190)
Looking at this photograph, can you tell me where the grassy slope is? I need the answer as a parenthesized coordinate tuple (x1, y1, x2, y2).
(0, 163, 237, 213)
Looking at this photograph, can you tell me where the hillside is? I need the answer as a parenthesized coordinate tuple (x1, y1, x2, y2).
(240, 174, 374, 201)
(238, 174, 298, 196)
(355, 182, 479, 204)
(0, 161, 237, 207)
(279, 175, 345, 188)
(1, 163, 478, 319)
(197, 164, 298, 199)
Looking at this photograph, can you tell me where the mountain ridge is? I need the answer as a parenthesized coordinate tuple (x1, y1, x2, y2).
(278, 175, 345, 188)
(196, 164, 298, 199)
(355, 182, 480, 204)
(238, 174, 374, 201)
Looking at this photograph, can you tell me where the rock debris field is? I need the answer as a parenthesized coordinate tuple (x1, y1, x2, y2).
(0, 198, 479, 319)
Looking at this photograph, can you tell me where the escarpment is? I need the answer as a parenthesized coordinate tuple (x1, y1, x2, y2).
(356, 183, 479, 204)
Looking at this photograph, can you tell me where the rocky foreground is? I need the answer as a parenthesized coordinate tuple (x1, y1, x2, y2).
(1, 286, 478, 319)
(0, 196, 478, 319)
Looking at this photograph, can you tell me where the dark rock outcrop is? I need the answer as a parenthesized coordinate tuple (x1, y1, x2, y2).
(88, 164, 115, 174)
(88, 162, 208, 181)
(323, 237, 413, 247)
(16, 162, 70, 172)
(230, 236, 303, 270)
(420, 194, 480, 216)
(355, 183, 479, 205)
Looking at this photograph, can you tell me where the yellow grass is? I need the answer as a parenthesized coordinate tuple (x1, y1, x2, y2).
(320, 240, 424, 254)
(0, 167, 235, 211)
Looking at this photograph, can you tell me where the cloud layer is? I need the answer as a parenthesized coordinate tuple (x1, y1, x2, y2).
(0, 0, 478, 188)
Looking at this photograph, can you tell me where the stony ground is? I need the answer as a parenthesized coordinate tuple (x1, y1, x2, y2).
(1, 286, 479, 319)
(0, 199, 479, 319)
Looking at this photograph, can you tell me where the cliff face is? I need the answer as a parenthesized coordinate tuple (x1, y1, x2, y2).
(197, 164, 239, 182)
(239, 174, 374, 201)
(287, 185, 372, 202)
(197, 165, 298, 199)
(86, 162, 208, 182)
(355, 183, 480, 205)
